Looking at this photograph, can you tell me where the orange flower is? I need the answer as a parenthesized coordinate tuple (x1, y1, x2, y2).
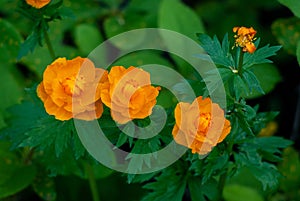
(101, 66, 160, 124)
(233, 26, 257, 53)
(25, 0, 51, 8)
(172, 96, 231, 155)
(37, 57, 108, 121)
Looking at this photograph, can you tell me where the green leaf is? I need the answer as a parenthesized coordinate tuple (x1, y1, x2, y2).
(0, 165, 36, 199)
(233, 74, 248, 99)
(112, 51, 172, 68)
(252, 111, 279, 134)
(158, 0, 205, 41)
(197, 34, 235, 68)
(1, 99, 45, 148)
(62, 0, 104, 21)
(0, 18, 22, 61)
(297, 41, 300, 66)
(0, 142, 20, 185)
(79, 160, 114, 180)
(249, 136, 293, 162)
(235, 135, 290, 190)
(242, 64, 282, 99)
(243, 41, 281, 69)
(278, 147, 300, 193)
(71, 129, 86, 160)
(21, 20, 79, 77)
(37, 146, 83, 176)
(127, 171, 159, 184)
(272, 17, 300, 55)
(236, 112, 254, 136)
(18, 117, 74, 158)
(74, 24, 103, 56)
(188, 177, 218, 201)
(116, 132, 129, 147)
(202, 67, 233, 100)
(32, 175, 57, 201)
(0, 19, 24, 129)
(103, 13, 150, 50)
(156, 88, 177, 108)
(17, 28, 40, 60)
(142, 162, 187, 201)
(1, 92, 92, 176)
(223, 184, 264, 201)
(240, 69, 265, 98)
(202, 150, 229, 184)
(0, 65, 25, 129)
(0, 142, 36, 198)
(250, 162, 281, 190)
(278, 0, 300, 18)
(158, 0, 205, 76)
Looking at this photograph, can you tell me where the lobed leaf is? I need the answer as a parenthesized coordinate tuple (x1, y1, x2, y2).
(243, 42, 281, 69)
(197, 33, 235, 68)
(142, 162, 187, 201)
(201, 150, 229, 184)
(188, 177, 219, 201)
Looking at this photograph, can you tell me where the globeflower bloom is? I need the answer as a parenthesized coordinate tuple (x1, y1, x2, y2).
(101, 66, 160, 124)
(233, 26, 257, 53)
(37, 57, 108, 121)
(25, 0, 51, 9)
(172, 96, 231, 155)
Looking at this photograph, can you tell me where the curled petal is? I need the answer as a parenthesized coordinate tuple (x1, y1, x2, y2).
(172, 96, 231, 155)
(37, 57, 108, 121)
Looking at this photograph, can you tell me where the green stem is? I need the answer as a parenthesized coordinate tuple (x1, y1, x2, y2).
(85, 163, 100, 201)
(218, 172, 227, 200)
(218, 140, 235, 200)
(237, 49, 244, 76)
(43, 28, 56, 60)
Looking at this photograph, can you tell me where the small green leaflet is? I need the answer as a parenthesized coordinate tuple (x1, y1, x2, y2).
(142, 162, 187, 201)
(197, 33, 235, 68)
(243, 39, 281, 69)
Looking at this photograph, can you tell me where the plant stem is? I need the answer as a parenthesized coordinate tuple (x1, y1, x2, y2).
(218, 140, 235, 200)
(237, 49, 244, 76)
(218, 172, 227, 200)
(43, 28, 56, 60)
(85, 163, 100, 201)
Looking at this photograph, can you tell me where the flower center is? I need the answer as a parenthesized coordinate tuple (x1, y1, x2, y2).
(122, 79, 140, 98)
(61, 75, 85, 96)
(196, 113, 211, 134)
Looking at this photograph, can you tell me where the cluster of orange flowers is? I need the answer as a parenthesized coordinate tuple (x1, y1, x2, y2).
(233, 26, 257, 53)
(37, 57, 231, 155)
(37, 57, 160, 124)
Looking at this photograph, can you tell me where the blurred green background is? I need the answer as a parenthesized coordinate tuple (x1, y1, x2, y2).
(1, 0, 300, 200)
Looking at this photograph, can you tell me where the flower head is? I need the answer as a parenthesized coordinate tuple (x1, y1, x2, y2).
(233, 26, 257, 53)
(101, 66, 160, 124)
(172, 96, 231, 155)
(25, 0, 51, 9)
(37, 57, 108, 121)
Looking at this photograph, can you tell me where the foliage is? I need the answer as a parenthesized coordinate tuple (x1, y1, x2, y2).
(0, 0, 297, 201)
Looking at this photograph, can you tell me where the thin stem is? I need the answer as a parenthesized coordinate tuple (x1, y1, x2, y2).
(43, 28, 56, 60)
(218, 172, 227, 200)
(85, 163, 100, 201)
(218, 139, 235, 200)
(237, 49, 244, 76)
